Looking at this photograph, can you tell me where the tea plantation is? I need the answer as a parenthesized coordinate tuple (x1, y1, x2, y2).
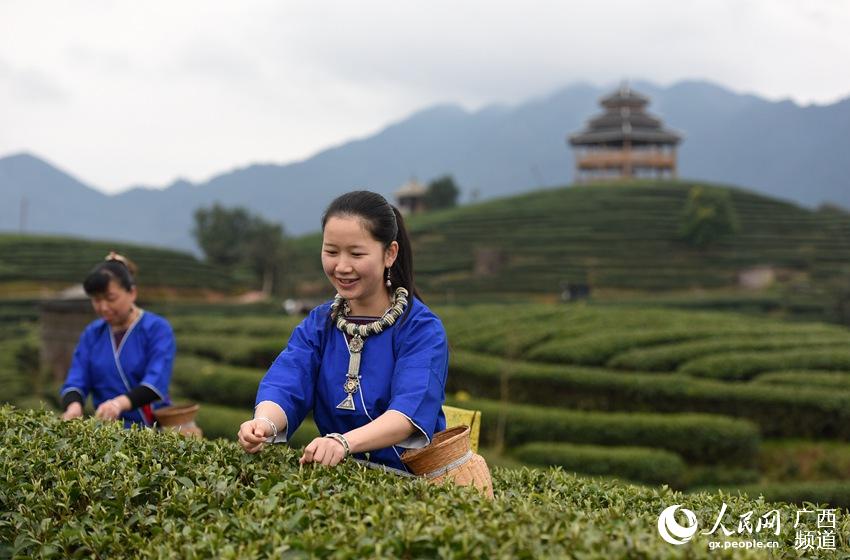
(134, 303, 850, 509)
(284, 180, 850, 299)
(2, 407, 848, 558)
(0, 234, 234, 292)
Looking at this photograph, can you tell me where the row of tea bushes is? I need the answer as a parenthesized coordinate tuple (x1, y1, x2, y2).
(514, 442, 686, 486)
(447, 397, 759, 466)
(525, 328, 707, 366)
(176, 334, 284, 369)
(169, 315, 300, 338)
(0, 329, 39, 406)
(678, 348, 850, 381)
(3, 406, 845, 558)
(448, 350, 850, 438)
(752, 371, 850, 391)
(757, 440, 850, 483)
(172, 356, 264, 409)
(0, 234, 235, 289)
(442, 303, 846, 365)
(608, 335, 850, 372)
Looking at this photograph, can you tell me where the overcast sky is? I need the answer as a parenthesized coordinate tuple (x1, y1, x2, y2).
(2, 0, 848, 194)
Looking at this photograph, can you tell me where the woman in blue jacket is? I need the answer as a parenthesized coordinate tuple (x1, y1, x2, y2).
(60, 253, 175, 427)
(238, 191, 448, 472)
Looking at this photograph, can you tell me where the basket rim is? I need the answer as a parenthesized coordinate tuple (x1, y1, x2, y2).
(401, 425, 470, 471)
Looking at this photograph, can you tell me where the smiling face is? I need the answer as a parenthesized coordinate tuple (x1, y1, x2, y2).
(322, 215, 398, 316)
(90, 279, 137, 329)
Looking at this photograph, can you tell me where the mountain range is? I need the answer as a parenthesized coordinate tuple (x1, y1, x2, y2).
(1, 79, 848, 253)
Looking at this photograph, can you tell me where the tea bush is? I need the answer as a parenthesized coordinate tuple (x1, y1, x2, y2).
(679, 349, 850, 381)
(448, 397, 759, 466)
(448, 350, 850, 439)
(172, 356, 264, 408)
(169, 315, 300, 338)
(0, 234, 234, 289)
(513, 442, 687, 486)
(2, 407, 847, 558)
(752, 371, 850, 391)
(176, 334, 283, 368)
(608, 335, 850, 372)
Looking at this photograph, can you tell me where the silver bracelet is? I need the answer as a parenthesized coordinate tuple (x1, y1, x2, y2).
(254, 416, 278, 438)
(324, 432, 350, 458)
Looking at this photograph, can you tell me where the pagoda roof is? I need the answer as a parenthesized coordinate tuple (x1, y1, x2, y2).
(600, 84, 649, 109)
(569, 85, 682, 146)
(395, 179, 426, 197)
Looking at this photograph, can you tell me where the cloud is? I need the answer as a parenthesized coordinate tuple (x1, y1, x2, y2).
(0, 58, 68, 103)
(0, 0, 848, 192)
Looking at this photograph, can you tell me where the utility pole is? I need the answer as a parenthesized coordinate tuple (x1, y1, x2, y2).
(19, 196, 28, 233)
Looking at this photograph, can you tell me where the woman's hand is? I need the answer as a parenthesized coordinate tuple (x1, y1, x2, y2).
(300, 436, 346, 467)
(61, 402, 84, 421)
(95, 396, 128, 421)
(238, 419, 273, 454)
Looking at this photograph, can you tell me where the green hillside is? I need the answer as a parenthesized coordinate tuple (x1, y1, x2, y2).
(0, 234, 234, 292)
(287, 180, 850, 300)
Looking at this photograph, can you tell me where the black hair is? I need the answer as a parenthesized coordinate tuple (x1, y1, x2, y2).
(322, 190, 421, 304)
(83, 257, 137, 296)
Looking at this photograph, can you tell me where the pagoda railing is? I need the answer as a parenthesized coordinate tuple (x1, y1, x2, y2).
(576, 149, 676, 170)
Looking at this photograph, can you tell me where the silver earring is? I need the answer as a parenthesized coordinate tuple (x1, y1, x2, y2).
(385, 269, 392, 288)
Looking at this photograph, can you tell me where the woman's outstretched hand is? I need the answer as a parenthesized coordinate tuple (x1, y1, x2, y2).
(300, 437, 346, 467)
(61, 402, 84, 421)
(238, 419, 273, 454)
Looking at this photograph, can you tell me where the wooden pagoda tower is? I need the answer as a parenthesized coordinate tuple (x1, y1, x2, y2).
(568, 84, 682, 182)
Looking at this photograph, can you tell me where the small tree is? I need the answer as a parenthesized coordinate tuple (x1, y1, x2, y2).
(193, 204, 288, 295)
(425, 175, 460, 210)
(678, 186, 740, 248)
(193, 204, 254, 268)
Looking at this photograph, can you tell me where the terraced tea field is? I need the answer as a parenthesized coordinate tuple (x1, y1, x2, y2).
(128, 303, 850, 507)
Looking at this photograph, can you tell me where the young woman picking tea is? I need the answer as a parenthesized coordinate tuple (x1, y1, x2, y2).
(238, 191, 448, 472)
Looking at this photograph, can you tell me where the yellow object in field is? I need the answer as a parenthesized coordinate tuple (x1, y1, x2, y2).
(441, 405, 481, 452)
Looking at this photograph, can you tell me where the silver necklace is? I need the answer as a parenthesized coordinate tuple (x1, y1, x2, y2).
(331, 287, 409, 410)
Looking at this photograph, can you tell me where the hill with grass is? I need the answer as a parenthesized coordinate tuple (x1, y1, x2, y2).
(288, 180, 850, 304)
(0, 233, 234, 294)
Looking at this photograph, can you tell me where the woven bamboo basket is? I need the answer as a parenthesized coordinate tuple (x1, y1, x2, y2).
(401, 425, 494, 499)
(153, 403, 203, 438)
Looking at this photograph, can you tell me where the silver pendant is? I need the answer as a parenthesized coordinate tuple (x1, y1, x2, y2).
(336, 394, 356, 410)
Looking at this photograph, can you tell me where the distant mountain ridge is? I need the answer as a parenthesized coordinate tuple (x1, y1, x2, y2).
(1, 79, 848, 252)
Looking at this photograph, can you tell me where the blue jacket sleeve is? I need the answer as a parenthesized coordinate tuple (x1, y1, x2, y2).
(255, 308, 324, 441)
(60, 327, 93, 403)
(387, 310, 448, 448)
(140, 318, 176, 401)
